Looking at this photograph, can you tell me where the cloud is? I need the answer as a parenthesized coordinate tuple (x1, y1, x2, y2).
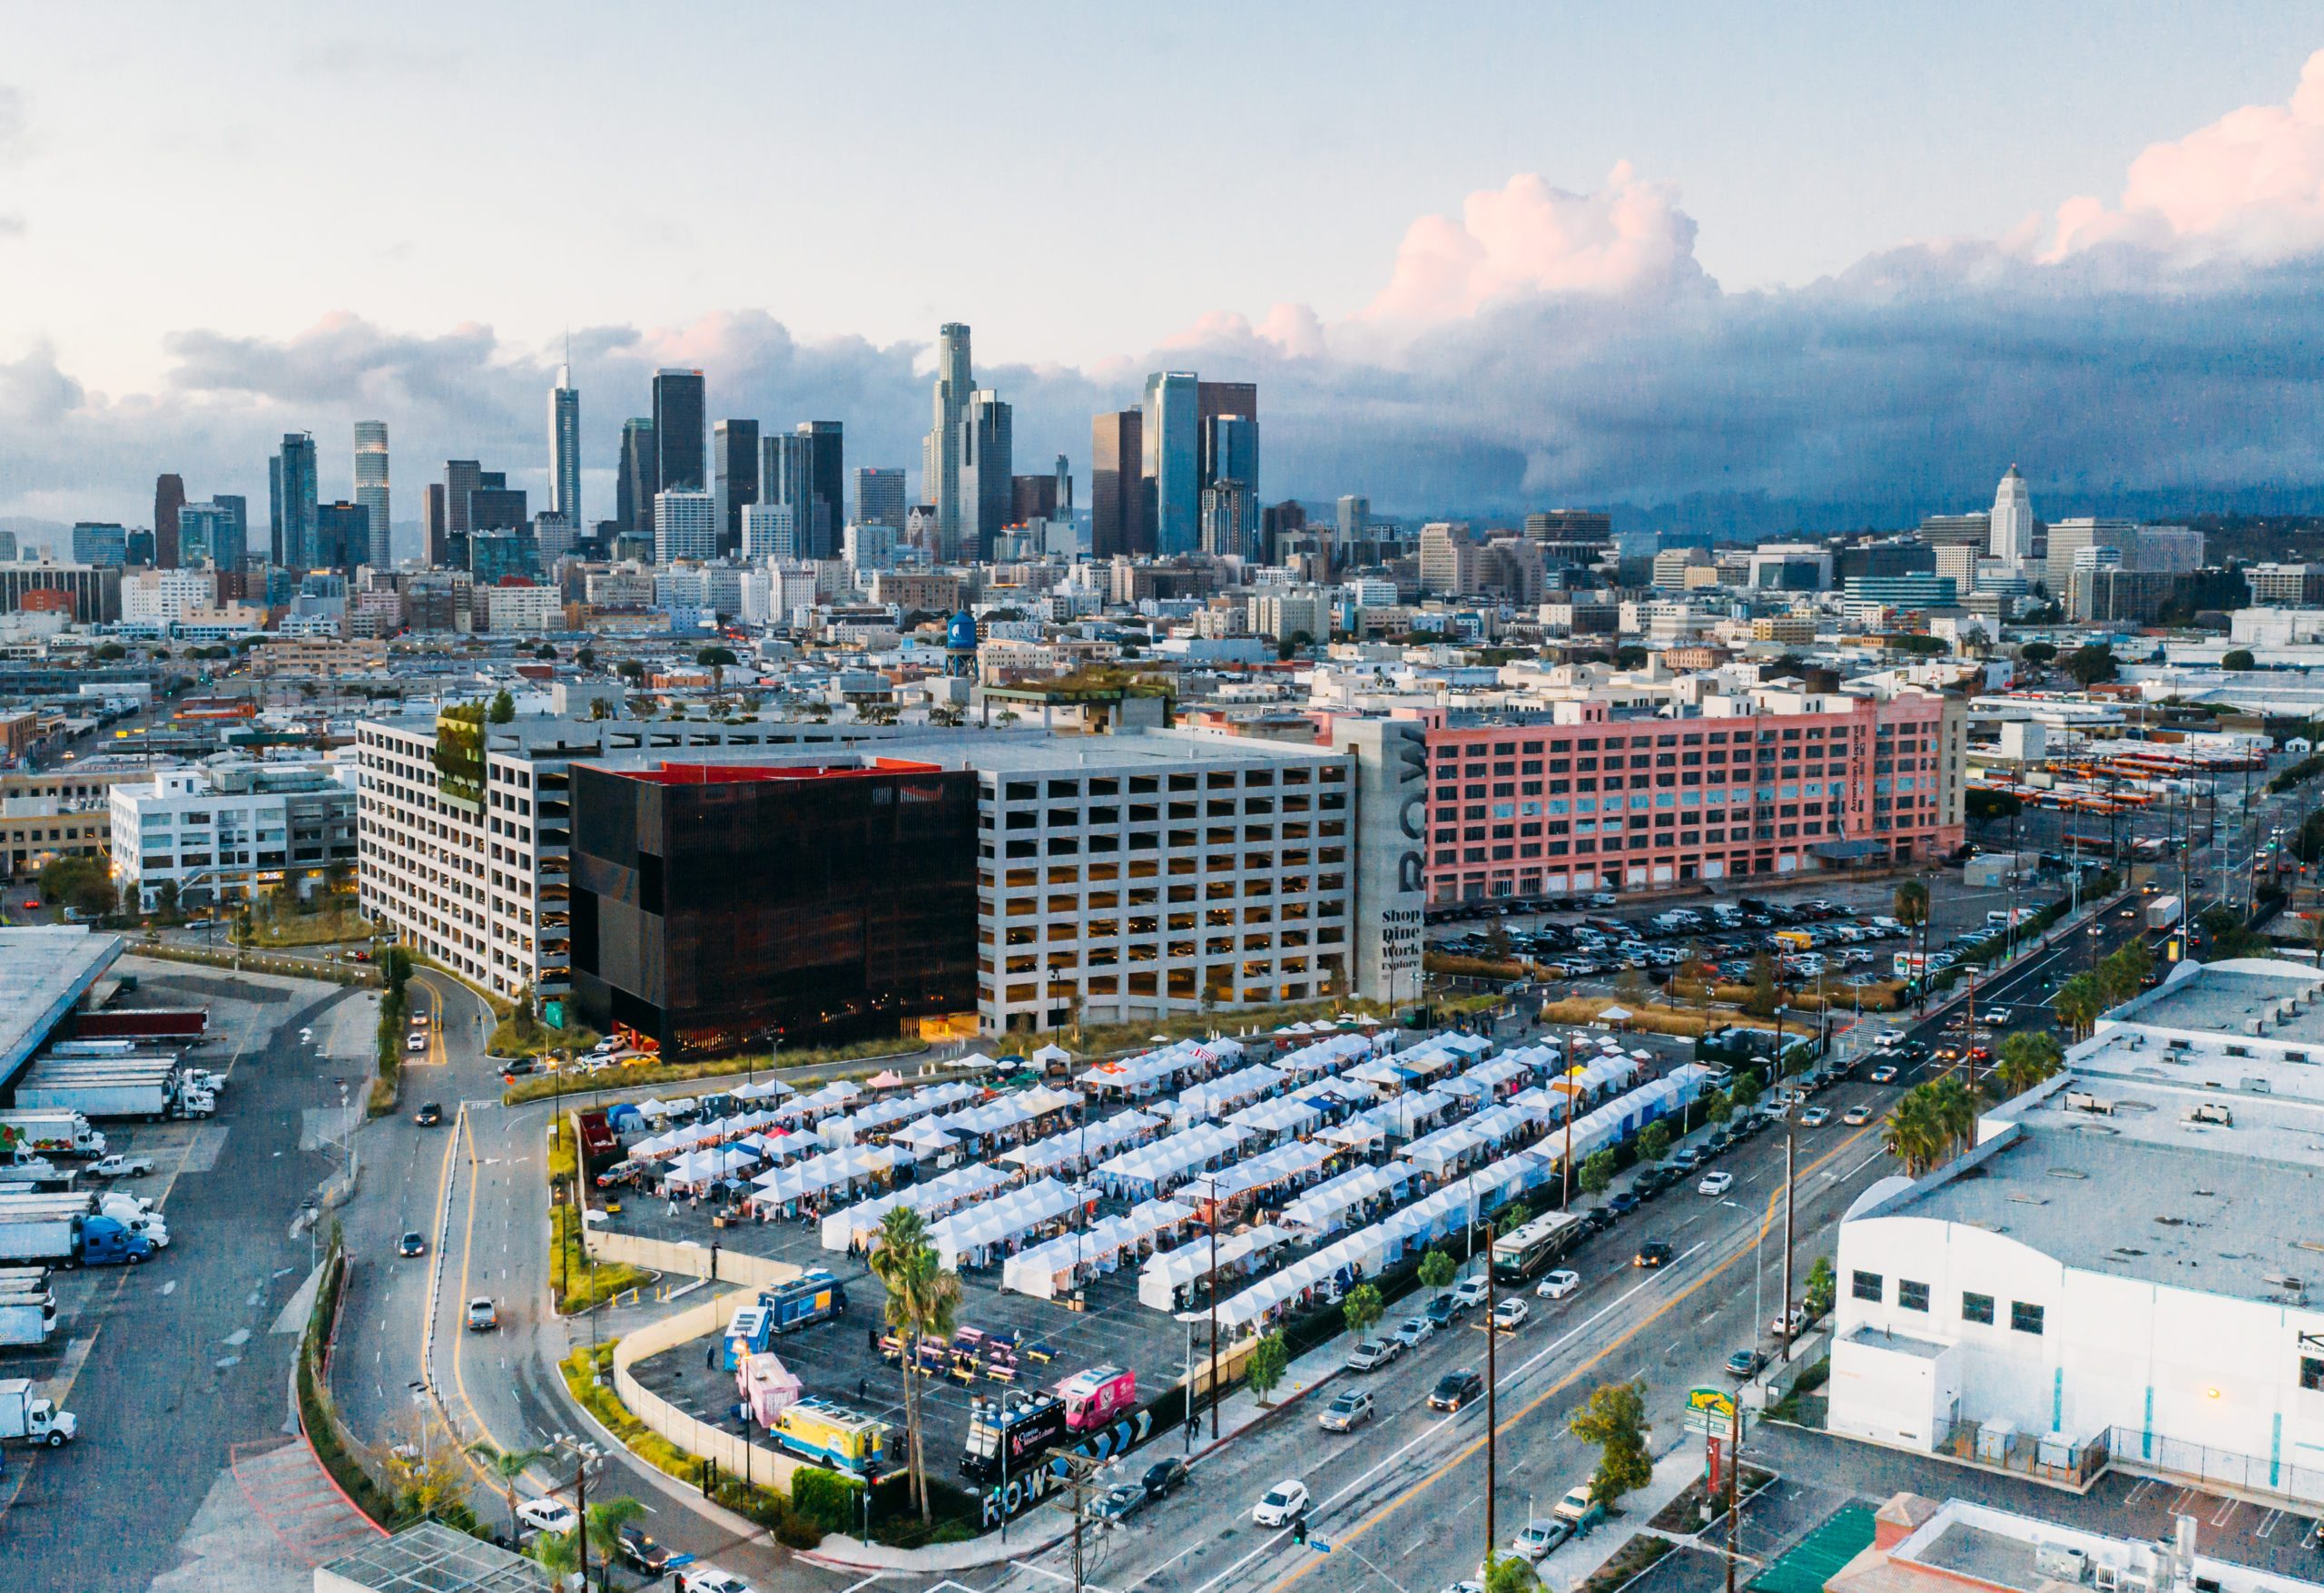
(1359, 164, 1709, 325)
(0, 85, 25, 163)
(2045, 48, 2324, 261)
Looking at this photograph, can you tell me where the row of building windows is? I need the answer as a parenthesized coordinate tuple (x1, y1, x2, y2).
(1853, 1269, 2044, 1334)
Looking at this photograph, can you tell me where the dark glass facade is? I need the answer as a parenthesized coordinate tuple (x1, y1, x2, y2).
(569, 762, 980, 1057)
(654, 369, 706, 492)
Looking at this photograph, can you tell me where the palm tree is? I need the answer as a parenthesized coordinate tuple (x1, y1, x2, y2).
(1992, 1031, 2064, 1099)
(2053, 972, 2102, 1039)
(1882, 1089, 1945, 1175)
(470, 1441, 551, 1546)
(1925, 1076, 1978, 1152)
(582, 1497, 645, 1572)
(869, 1206, 962, 1523)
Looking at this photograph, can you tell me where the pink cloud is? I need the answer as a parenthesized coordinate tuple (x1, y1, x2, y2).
(1358, 162, 1705, 324)
(2047, 47, 2324, 261)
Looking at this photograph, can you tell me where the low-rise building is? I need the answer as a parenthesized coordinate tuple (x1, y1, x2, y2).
(109, 762, 359, 910)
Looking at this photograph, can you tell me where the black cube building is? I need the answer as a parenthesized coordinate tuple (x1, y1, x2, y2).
(569, 760, 979, 1057)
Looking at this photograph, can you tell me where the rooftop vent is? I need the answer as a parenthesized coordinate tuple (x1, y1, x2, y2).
(2185, 1102, 2233, 1126)
(2065, 1091, 2116, 1116)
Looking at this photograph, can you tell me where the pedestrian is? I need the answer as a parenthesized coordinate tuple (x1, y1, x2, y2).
(706, 1340, 717, 1370)
(858, 1376, 869, 1401)
(868, 1324, 880, 1355)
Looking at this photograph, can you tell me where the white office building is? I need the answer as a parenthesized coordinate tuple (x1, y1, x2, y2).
(654, 489, 718, 564)
(120, 568, 218, 631)
(110, 762, 359, 910)
(1989, 464, 2035, 569)
(743, 502, 796, 562)
(1828, 957, 2324, 1506)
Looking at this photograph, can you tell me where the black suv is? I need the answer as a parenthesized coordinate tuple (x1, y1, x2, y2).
(1429, 1371, 1485, 1411)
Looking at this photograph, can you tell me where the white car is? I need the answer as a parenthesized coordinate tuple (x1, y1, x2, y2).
(680, 1568, 761, 1593)
(1450, 1274, 1491, 1312)
(1875, 1029, 1905, 1045)
(516, 1497, 578, 1537)
(405, 1031, 428, 1053)
(1252, 1480, 1311, 1527)
(1536, 1268, 1581, 1301)
(1698, 1171, 1735, 1197)
(1797, 1106, 1832, 1128)
(1491, 1297, 1531, 1332)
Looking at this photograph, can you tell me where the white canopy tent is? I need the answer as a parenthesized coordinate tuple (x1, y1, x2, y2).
(1278, 1162, 1413, 1236)
(1091, 1122, 1250, 1200)
(771, 1080, 860, 1126)
(1076, 1037, 1244, 1100)
(929, 1176, 1081, 1270)
(1198, 1139, 1334, 1205)
(1167, 1063, 1286, 1126)
(1223, 1095, 1321, 1143)
(1137, 1223, 1293, 1312)
(1000, 1198, 1192, 1299)
(1320, 1087, 1459, 1150)
(820, 1160, 1015, 1252)
(746, 1144, 898, 1211)
(1002, 1109, 1164, 1176)
(925, 1086, 1080, 1146)
(827, 1080, 984, 1145)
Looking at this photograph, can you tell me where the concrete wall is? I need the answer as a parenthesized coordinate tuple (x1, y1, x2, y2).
(582, 1224, 805, 1292)
(611, 1284, 803, 1493)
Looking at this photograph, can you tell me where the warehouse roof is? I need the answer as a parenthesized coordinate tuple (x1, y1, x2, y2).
(317, 1521, 547, 1593)
(0, 928, 121, 1092)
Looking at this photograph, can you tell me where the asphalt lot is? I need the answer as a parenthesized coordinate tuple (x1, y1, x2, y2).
(0, 959, 376, 1590)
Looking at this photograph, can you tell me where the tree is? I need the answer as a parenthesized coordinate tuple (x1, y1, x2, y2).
(1741, 950, 1782, 1018)
(2097, 939, 2153, 1006)
(1614, 645, 1649, 668)
(2066, 643, 2118, 687)
(1484, 1553, 1546, 1593)
(1964, 788, 2023, 824)
(615, 659, 644, 683)
(533, 642, 557, 660)
(371, 1415, 472, 1527)
(576, 646, 596, 669)
(695, 644, 740, 695)
(868, 1205, 960, 1522)
(37, 855, 114, 919)
(2019, 641, 2057, 666)
(1636, 1120, 1672, 1165)
(1568, 1379, 1654, 1505)
(1728, 1069, 1763, 1111)
(1804, 1255, 1837, 1320)
(2052, 971, 2103, 1039)
(470, 1441, 551, 1546)
(487, 688, 516, 723)
(1579, 1148, 1617, 1195)
(1890, 633, 1947, 657)
(1704, 1087, 1734, 1125)
(2221, 649, 2258, 671)
(1417, 1247, 1457, 1291)
(1246, 1330, 1290, 1406)
(1343, 1282, 1384, 1340)
(1496, 1201, 1533, 1236)
(1882, 1086, 1948, 1175)
(1893, 880, 1930, 932)
(1994, 1030, 2065, 1099)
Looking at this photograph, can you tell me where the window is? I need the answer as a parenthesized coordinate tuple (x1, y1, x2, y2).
(1851, 1269, 1883, 1303)
(1961, 1292, 1995, 1325)
(2010, 1301, 2045, 1335)
(1897, 1280, 1930, 1313)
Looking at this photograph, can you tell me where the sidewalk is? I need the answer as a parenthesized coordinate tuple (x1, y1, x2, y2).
(1532, 1442, 1701, 1591)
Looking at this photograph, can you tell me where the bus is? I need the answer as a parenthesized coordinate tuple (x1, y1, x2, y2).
(1491, 1211, 1586, 1284)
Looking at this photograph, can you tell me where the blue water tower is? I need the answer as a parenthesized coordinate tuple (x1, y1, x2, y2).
(945, 611, 978, 678)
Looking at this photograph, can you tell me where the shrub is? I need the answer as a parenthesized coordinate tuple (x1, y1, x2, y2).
(792, 1467, 863, 1536)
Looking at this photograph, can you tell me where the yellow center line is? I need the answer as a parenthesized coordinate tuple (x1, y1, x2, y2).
(1266, 1121, 1883, 1593)
(445, 1106, 513, 1487)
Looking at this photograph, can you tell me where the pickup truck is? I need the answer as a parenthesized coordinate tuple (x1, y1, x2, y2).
(87, 1155, 154, 1180)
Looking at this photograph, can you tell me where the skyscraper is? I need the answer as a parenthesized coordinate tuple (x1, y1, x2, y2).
(1142, 371, 1199, 556)
(801, 421, 844, 560)
(654, 489, 718, 563)
(1196, 380, 1258, 496)
(1990, 464, 2036, 570)
(958, 390, 1013, 563)
(653, 369, 706, 493)
(177, 502, 234, 569)
(549, 364, 582, 534)
(153, 474, 185, 570)
(761, 432, 813, 556)
(423, 484, 448, 566)
(270, 433, 318, 568)
(1201, 414, 1259, 558)
(852, 467, 906, 529)
(1337, 496, 1370, 546)
(354, 419, 391, 568)
(72, 523, 127, 565)
(925, 323, 972, 559)
(1091, 408, 1146, 559)
(314, 502, 371, 573)
(714, 418, 761, 556)
(214, 496, 249, 574)
(618, 418, 655, 534)
(444, 459, 481, 541)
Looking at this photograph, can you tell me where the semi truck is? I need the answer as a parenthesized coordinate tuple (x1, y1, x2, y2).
(0, 1111, 106, 1159)
(2146, 894, 2183, 934)
(15, 1059, 212, 1121)
(0, 1378, 76, 1446)
(0, 1268, 57, 1348)
(74, 1008, 208, 1042)
(0, 1211, 153, 1266)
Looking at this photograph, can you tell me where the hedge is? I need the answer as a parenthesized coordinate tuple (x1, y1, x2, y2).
(296, 1241, 401, 1527)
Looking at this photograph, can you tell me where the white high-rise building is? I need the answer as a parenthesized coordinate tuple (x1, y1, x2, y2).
(1988, 463, 2034, 569)
(654, 489, 718, 563)
(549, 364, 581, 534)
(924, 322, 971, 560)
(353, 420, 390, 568)
(742, 502, 796, 561)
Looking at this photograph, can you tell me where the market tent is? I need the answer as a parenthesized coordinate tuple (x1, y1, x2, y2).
(929, 1177, 1081, 1270)
(1223, 1094, 1322, 1143)
(1168, 1063, 1287, 1126)
(771, 1080, 860, 1126)
(927, 1085, 1080, 1145)
(1279, 1162, 1413, 1236)
(1000, 1199, 1192, 1299)
(1029, 1043, 1072, 1068)
(1199, 1138, 1334, 1205)
(1137, 1223, 1292, 1312)
(1075, 1037, 1245, 1099)
(822, 1160, 1014, 1252)
(732, 1077, 794, 1103)
(1320, 1087, 1459, 1149)
(1003, 1108, 1163, 1175)
(891, 1120, 960, 1158)
(1268, 1032, 1377, 1081)
(823, 1080, 983, 1146)
(746, 1144, 897, 1210)
(1092, 1122, 1250, 1200)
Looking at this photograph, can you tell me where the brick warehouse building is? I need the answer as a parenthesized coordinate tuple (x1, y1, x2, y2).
(1404, 684, 1963, 903)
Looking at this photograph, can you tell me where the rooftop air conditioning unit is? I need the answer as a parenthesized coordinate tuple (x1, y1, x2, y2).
(2036, 1546, 2093, 1583)
(2248, 1019, 2267, 1036)
(2185, 1102, 2232, 1126)
(2065, 1091, 2115, 1116)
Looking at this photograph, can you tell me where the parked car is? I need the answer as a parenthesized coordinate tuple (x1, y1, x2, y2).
(1429, 1371, 1485, 1411)
(1451, 1274, 1491, 1312)
(516, 1498, 579, 1538)
(680, 1568, 760, 1593)
(1537, 1268, 1581, 1301)
(1253, 1480, 1311, 1527)
(1393, 1316, 1436, 1349)
(1345, 1339, 1401, 1372)
(1768, 1305, 1808, 1336)
(1607, 1191, 1640, 1216)
(1726, 1348, 1766, 1378)
(1425, 1293, 1462, 1329)
(1511, 1519, 1574, 1562)
(1094, 1481, 1148, 1522)
(1318, 1391, 1375, 1432)
(1634, 1241, 1674, 1269)
(1698, 1171, 1734, 1197)
(1553, 1482, 1603, 1525)
(1491, 1298, 1531, 1332)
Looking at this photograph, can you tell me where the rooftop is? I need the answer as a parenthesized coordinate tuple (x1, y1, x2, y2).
(1877, 1496, 2324, 1593)
(2105, 960, 2324, 1049)
(0, 927, 123, 1093)
(317, 1520, 547, 1593)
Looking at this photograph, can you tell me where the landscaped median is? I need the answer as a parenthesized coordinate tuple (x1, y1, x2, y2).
(504, 1035, 931, 1107)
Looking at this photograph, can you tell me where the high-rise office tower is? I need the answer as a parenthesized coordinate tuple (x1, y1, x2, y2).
(177, 502, 232, 569)
(800, 421, 844, 560)
(153, 474, 185, 569)
(353, 419, 391, 568)
(549, 365, 582, 535)
(1142, 371, 1199, 556)
(270, 433, 318, 567)
(653, 369, 706, 493)
(742, 502, 796, 561)
(214, 496, 248, 572)
(1336, 496, 1370, 546)
(1200, 414, 1259, 559)
(760, 432, 812, 555)
(72, 522, 128, 565)
(1196, 380, 1258, 495)
(1990, 463, 2036, 569)
(1012, 473, 1059, 525)
(618, 419, 655, 534)
(468, 484, 528, 532)
(1206, 415, 1258, 503)
(654, 489, 718, 563)
(714, 418, 761, 556)
(852, 467, 906, 529)
(958, 390, 1013, 563)
(314, 502, 371, 573)
(1092, 408, 1146, 559)
(444, 460, 481, 541)
(925, 323, 972, 558)
(423, 484, 448, 566)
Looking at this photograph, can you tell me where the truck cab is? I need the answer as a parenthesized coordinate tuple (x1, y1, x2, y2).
(76, 1215, 153, 1266)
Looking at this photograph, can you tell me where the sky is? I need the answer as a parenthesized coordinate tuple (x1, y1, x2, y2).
(8, 4, 2324, 538)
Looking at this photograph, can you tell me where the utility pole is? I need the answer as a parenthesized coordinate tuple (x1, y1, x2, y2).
(1206, 1175, 1219, 1442)
(1485, 1214, 1499, 1582)
(1779, 1125, 1797, 1361)
(1723, 1393, 1743, 1593)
